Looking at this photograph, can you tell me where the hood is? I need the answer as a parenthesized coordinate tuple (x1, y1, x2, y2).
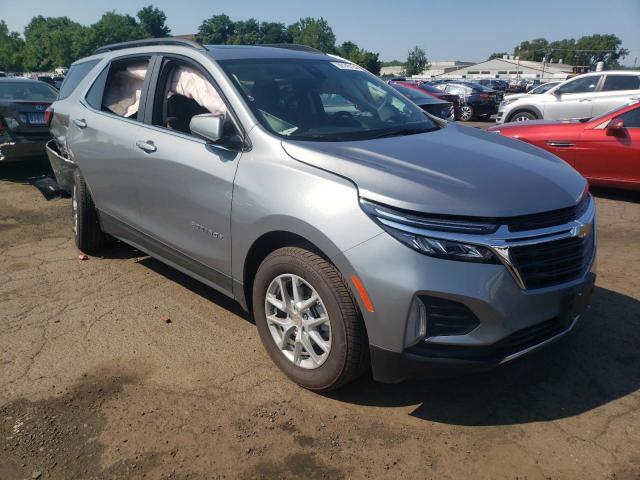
(281, 124, 586, 217)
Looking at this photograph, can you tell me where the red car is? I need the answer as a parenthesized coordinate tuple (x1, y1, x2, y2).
(390, 81, 460, 116)
(488, 101, 640, 190)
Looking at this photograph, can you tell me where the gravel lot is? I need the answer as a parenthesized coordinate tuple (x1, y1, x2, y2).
(1, 158, 639, 480)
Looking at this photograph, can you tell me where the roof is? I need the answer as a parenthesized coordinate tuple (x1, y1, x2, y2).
(205, 44, 330, 61)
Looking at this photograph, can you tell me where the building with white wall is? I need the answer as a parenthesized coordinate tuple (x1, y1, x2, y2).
(414, 56, 575, 81)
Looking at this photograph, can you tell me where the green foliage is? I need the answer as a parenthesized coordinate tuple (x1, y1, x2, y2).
(405, 46, 428, 76)
(488, 51, 508, 60)
(21, 16, 87, 71)
(195, 14, 235, 44)
(0, 20, 25, 71)
(380, 60, 405, 67)
(512, 34, 628, 68)
(336, 41, 381, 75)
(258, 22, 291, 44)
(287, 17, 336, 53)
(137, 5, 171, 38)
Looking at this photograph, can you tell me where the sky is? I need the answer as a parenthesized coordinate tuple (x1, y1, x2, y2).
(1, 0, 639, 66)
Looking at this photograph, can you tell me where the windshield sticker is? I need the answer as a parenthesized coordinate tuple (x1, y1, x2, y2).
(331, 62, 365, 72)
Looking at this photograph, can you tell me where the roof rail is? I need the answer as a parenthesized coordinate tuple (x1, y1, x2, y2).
(258, 43, 325, 55)
(93, 38, 205, 55)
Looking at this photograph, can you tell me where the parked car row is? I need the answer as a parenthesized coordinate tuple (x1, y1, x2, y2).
(497, 71, 640, 123)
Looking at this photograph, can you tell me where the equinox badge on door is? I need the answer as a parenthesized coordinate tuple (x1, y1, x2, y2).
(191, 221, 224, 239)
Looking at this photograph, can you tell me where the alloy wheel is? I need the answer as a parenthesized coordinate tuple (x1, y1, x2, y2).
(264, 273, 331, 369)
(459, 105, 473, 121)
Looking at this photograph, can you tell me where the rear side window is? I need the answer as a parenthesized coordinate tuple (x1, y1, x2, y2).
(86, 57, 151, 121)
(58, 60, 100, 100)
(558, 75, 600, 94)
(602, 75, 640, 92)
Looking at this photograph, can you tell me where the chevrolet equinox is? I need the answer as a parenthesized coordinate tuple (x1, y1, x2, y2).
(46, 39, 596, 391)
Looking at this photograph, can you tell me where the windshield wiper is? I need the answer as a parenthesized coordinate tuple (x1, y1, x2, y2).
(369, 126, 436, 139)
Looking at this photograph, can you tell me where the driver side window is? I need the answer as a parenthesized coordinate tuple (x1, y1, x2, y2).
(151, 59, 230, 138)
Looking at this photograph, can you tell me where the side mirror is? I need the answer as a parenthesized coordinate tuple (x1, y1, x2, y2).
(553, 88, 562, 97)
(189, 114, 224, 143)
(606, 117, 626, 137)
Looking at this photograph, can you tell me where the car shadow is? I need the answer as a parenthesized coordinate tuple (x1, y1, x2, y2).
(591, 186, 640, 204)
(328, 286, 639, 426)
(0, 156, 52, 184)
(98, 241, 252, 323)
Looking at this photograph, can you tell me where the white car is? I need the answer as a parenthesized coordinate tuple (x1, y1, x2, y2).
(496, 71, 640, 124)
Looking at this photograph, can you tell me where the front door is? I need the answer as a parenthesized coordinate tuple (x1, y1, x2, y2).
(544, 75, 602, 120)
(133, 56, 242, 294)
(577, 105, 640, 185)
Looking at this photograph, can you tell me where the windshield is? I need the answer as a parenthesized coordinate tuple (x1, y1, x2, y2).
(0, 82, 58, 101)
(531, 82, 558, 94)
(391, 84, 440, 103)
(418, 83, 445, 94)
(219, 59, 437, 141)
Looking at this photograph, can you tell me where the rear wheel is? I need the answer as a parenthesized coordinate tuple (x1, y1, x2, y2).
(72, 169, 109, 253)
(252, 247, 368, 391)
(509, 110, 538, 122)
(458, 104, 474, 121)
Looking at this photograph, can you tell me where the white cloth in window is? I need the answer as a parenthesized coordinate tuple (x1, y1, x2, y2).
(103, 63, 148, 118)
(168, 66, 227, 116)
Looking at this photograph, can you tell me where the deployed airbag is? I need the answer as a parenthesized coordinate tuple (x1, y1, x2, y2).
(167, 67, 227, 116)
(104, 63, 148, 117)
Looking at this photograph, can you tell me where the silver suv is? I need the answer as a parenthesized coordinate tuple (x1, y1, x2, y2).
(497, 71, 640, 123)
(47, 39, 596, 390)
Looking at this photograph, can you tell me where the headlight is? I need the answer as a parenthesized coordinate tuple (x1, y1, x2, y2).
(361, 199, 499, 263)
(500, 97, 520, 107)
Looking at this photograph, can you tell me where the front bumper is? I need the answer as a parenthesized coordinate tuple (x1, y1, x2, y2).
(340, 202, 596, 383)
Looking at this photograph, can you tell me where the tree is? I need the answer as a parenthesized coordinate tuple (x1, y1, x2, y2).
(488, 51, 508, 60)
(574, 34, 628, 68)
(80, 11, 145, 55)
(258, 22, 291, 44)
(514, 38, 549, 61)
(137, 5, 170, 38)
(21, 16, 87, 71)
(196, 14, 235, 44)
(336, 41, 381, 75)
(287, 17, 335, 53)
(228, 18, 260, 45)
(0, 20, 25, 71)
(405, 46, 428, 76)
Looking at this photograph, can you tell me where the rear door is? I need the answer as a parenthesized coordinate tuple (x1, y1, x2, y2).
(589, 74, 640, 116)
(543, 75, 601, 120)
(132, 54, 244, 293)
(576, 105, 640, 185)
(67, 55, 156, 229)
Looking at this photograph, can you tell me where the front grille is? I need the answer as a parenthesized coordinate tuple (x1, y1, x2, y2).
(507, 194, 590, 232)
(510, 233, 594, 289)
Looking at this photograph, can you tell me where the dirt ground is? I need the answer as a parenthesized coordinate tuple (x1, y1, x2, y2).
(1, 159, 639, 480)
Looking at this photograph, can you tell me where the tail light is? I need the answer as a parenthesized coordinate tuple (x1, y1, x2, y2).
(479, 93, 494, 99)
(45, 106, 54, 127)
(0, 116, 5, 133)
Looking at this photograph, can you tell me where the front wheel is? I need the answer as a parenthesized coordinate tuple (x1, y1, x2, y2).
(509, 110, 538, 122)
(458, 104, 474, 121)
(252, 247, 368, 391)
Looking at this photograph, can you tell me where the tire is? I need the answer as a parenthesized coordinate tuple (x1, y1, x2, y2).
(252, 246, 369, 391)
(458, 104, 474, 121)
(72, 169, 109, 253)
(508, 110, 538, 122)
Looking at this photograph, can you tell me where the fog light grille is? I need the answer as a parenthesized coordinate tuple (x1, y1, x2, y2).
(418, 295, 480, 337)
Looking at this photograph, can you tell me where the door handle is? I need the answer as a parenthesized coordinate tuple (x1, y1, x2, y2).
(136, 140, 157, 153)
(547, 141, 575, 147)
(578, 99, 592, 102)
(73, 118, 87, 129)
